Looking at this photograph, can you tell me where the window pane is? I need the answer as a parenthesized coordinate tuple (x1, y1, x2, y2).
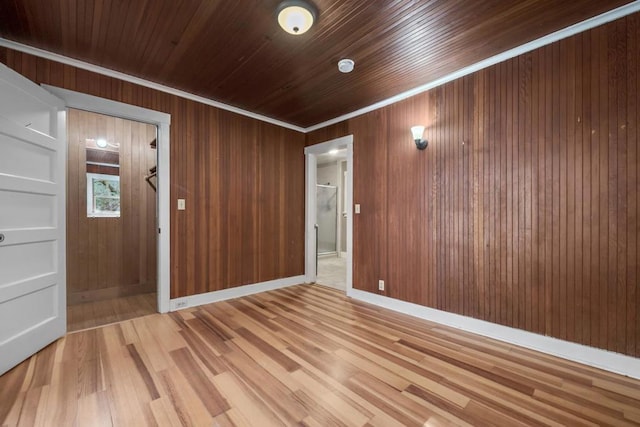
(93, 179, 119, 197)
(87, 173, 120, 217)
(95, 196, 120, 213)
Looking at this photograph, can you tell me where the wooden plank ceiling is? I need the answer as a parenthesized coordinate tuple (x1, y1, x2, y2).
(0, 0, 632, 127)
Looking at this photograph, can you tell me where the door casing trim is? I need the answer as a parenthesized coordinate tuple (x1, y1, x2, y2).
(304, 135, 354, 291)
(43, 85, 171, 313)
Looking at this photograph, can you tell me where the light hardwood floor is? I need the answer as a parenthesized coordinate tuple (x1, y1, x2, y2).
(67, 292, 157, 332)
(2, 285, 640, 426)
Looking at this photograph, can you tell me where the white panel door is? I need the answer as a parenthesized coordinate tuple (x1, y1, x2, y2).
(0, 63, 66, 376)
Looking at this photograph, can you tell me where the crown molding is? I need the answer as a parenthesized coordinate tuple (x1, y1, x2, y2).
(0, 38, 306, 133)
(2, 0, 639, 133)
(305, 0, 640, 132)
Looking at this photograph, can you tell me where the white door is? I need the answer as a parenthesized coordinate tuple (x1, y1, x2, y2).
(0, 63, 66, 376)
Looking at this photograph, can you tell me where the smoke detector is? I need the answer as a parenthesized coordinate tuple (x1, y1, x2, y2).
(338, 59, 355, 73)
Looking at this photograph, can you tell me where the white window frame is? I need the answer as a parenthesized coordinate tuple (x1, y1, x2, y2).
(86, 172, 121, 217)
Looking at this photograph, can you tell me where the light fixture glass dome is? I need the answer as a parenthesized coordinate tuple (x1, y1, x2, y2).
(338, 59, 355, 73)
(277, 1, 317, 35)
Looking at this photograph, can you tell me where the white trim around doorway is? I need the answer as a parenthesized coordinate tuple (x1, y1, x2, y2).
(304, 135, 354, 291)
(41, 85, 172, 313)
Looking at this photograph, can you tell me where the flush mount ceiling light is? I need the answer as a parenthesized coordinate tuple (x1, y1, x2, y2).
(86, 138, 120, 149)
(277, 0, 317, 35)
(338, 59, 355, 73)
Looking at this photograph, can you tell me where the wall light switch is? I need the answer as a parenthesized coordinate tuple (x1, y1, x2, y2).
(354, 204, 361, 214)
(177, 199, 186, 210)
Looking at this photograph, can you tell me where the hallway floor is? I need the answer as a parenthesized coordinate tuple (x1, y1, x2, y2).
(316, 255, 347, 290)
(67, 292, 157, 332)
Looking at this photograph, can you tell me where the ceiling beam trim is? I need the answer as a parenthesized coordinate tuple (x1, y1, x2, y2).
(0, 38, 306, 133)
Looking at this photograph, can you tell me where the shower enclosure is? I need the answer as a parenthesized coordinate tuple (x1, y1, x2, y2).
(316, 184, 338, 255)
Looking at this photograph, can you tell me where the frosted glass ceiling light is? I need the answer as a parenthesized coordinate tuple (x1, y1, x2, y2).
(277, 1, 317, 35)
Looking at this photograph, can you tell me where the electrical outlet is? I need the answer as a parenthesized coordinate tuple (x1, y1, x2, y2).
(355, 204, 361, 214)
(175, 300, 188, 309)
(177, 199, 186, 210)
(378, 280, 384, 291)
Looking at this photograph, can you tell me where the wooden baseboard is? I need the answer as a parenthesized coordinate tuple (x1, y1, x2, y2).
(68, 282, 156, 305)
(169, 275, 305, 311)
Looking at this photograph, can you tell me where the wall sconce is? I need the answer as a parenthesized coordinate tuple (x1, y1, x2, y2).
(411, 126, 428, 150)
(277, 0, 317, 35)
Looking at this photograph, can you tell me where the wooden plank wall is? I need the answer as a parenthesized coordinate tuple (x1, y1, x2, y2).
(66, 108, 157, 304)
(307, 14, 639, 357)
(0, 48, 306, 300)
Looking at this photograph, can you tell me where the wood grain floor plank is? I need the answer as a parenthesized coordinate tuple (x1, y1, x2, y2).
(148, 396, 184, 427)
(626, 409, 640, 425)
(14, 387, 41, 427)
(44, 360, 79, 425)
(349, 372, 447, 426)
(212, 371, 285, 427)
(184, 315, 233, 356)
(210, 411, 237, 427)
(227, 336, 301, 392)
(292, 389, 349, 427)
(221, 341, 306, 423)
(233, 327, 300, 372)
(130, 316, 179, 372)
(313, 325, 471, 408)
(293, 373, 370, 427)
(75, 391, 113, 427)
(169, 347, 230, 417)
(561, 380, 640, 414)
(158, 366, 214, 426)
(99, 327, 151, 427)
(2, 284, 639, 426)
(440, 373, 575, 426)
(533, 389, 637, 426)
(286, 347, 403, 424)
(177, 323, 229, 375)
(67, 292, 157, 333)
(127, 343, 161, 400)
(287, 352, 376, 419)
(0, 361, 29, 423)
(30, 385, 52, 427)
(271, 313, 342, 353)
(334, 348, 411, 391)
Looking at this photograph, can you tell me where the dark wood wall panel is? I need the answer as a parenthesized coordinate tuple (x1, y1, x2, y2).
(307, 14, 639, 357)
(0, 48, 306, 300)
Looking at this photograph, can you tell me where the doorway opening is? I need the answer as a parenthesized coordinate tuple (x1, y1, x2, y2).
(66, 109, 158, 331)
(315, 149, 348, 290)
(304, 135, 353, 293)
(43, 85, 172, 322)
